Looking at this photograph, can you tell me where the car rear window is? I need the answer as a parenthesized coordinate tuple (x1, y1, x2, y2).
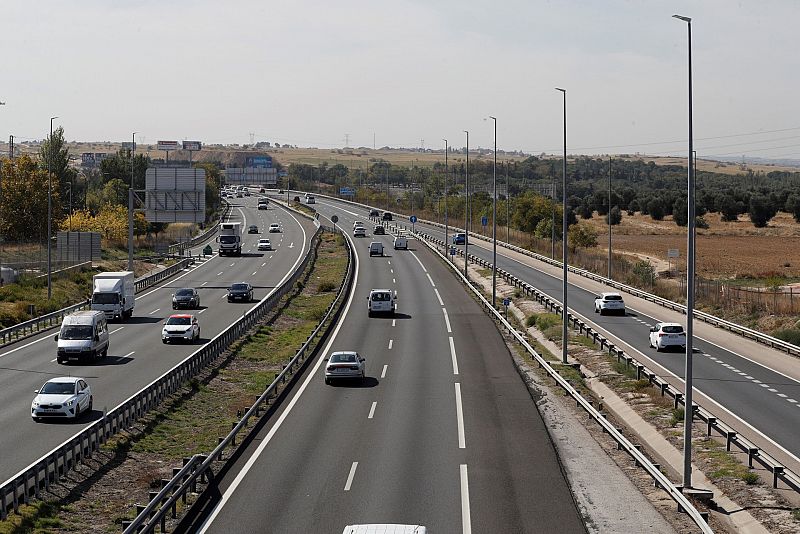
(372, 293, 390, 301)
(331, 353, 357, 363)
(662, 325, 684, 334)
(604, 295, 623, 301)
(231, 284, 249, 291)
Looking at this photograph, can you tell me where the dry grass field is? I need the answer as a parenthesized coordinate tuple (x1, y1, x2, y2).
(584, 211, 800, 280)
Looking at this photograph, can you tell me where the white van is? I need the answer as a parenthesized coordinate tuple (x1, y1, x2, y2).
(55, 310, 109, 364)
(393, 236, 408, 250)
(367, 289, 397, 316)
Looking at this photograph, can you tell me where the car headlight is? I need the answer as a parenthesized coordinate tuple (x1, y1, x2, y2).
(65, 399, 75, 407)
(32, 401, 39, 408)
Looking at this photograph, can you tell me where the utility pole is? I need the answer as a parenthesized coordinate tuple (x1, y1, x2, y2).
(47, 116, 58, 300)
(443, 139, 448, 257)
(556, 87, 568, 365)
(129, 132, 137, 272)
(608, 156, 613, 279)
(506, 162, 510, 244)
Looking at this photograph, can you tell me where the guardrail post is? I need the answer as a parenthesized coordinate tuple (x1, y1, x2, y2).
(674, 392, 683, 410)
(773, 466, 784, 488)
(706, 417, 716, 436)
(726, 431, 737, 451)
(747, 448, 759, 468)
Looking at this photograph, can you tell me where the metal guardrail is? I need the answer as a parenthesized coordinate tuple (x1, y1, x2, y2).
(0, 258, 195, 348)
(412, 230, 715, 534)
(312, 192, 800, 358)
(122, 224, 354, 533)
(419, 229, 800, 501)
(0, 228, 321, 521)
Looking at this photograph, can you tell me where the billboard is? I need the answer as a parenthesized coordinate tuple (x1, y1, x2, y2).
(245, 155, 272, 168)
(157, 140, 180, 151)
(224, 167, 277, 186)
(121, 142, 136, 151)
(81, 153, 95, 166)
(144, 168, 206, 223)
(182, 141, 202, 151)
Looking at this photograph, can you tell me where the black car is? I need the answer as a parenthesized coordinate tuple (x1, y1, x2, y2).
(248, 225, 259, 234)
(172, 288, 200, 309)
(293, 196, 301, 202)
(227, 283, 254, 302)
(382, 212, 393, 221)
(373, 225, 386, 235)
(369, 209, 380, 217)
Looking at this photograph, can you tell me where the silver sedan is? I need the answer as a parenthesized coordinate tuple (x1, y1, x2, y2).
(324, 351, 365, 385)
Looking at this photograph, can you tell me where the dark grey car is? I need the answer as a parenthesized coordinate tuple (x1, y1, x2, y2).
(227, 283, 254, 302)
(172, 288, 200, 309)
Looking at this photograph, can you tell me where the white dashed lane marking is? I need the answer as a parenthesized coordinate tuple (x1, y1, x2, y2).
(434, 288, 444, 306)
(388, 339, 393, 350)
(443, 308, 452, 333)
(344, 462, 358, 491)
(368, 402, 377, 419)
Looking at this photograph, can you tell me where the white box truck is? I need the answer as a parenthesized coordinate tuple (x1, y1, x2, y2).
(91, 271, 135, 320)
(217, 222, 242, 256)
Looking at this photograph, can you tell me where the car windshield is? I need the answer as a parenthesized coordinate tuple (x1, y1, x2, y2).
(166, 317, 191, 326)
(231, 284, 249, 291)
(270, 224, 279, 228)
(604, 295, 623, 301)
(220, 236, 237, 244)
(662, 325, 684, 334)
(259, 240, 269, 244)
(60, 325, 93, 340)
(92, 292, 119, 304)
(331, 353, 358, 363)
(372, 293, 390, 302)
(175, 289, 194, 297)
(40, 382, 75, 395)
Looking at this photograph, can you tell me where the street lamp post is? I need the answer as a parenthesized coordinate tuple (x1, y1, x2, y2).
(128, 132, 137, 272)
(555, 87, 568, 364)
(506, 162, 510, 244)
(489, 116, 497, 308)
(608, 156, 613, 279)
(674, 12, 696, 490)
(67, 182, 73, 232)
(463, 130, 469, 279)
(47, 116, 58, 300)
(443, 139, 449, 256)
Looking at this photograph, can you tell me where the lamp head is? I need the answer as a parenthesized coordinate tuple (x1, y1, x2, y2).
(673, 14, 691, 23)
(555, 87, 566, 93)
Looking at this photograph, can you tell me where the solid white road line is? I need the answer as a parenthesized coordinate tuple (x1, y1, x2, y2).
(410, 250, 427, 272)
(388, 339, 393, 350)
(198, 219, 356, 532)
(449, 336, 459, 375)
(426, 273, 436, 287)
(381, 364, 388, 378)
(460, 464, 472, 534)
(455, 382, 465, 448)
(344, 461, 358, 491)
(368, 402, 377, 419)
(443, 308, 452, 333)
(434, 288, 444, 306)
(149, 308, 160, 315)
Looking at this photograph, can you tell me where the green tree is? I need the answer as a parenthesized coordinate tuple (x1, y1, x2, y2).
(647, 199, 665, 220)
(0, 155, 59, 240)
(716, 194, 740, 222)
(673, 198, 688, 226)
(567, 222, 598, 250)
(607, 206, 622, 225)
(785, 194, 800, 223)
(749, 194, 776, 228)
(39, 126, 77, 210)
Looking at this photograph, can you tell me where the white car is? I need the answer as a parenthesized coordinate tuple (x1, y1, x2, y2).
(354, 221, 365, 230)
(649, 322, 686, 352)
(162, 314, 200, 344)
(594, 292, 625, 315)
(269, 223, 281, 233)
(367, 289, 396, 317)
(393, 236, 408, 250)
(257, 238, 272, 251)
(342, 526, 426, 534)
(324, 351, 366, 385)
(31, 377, 92, 421)
(354, 226, 366, 237)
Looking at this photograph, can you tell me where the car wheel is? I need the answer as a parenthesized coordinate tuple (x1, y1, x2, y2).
(324, 378, 331, 385)
(57, 358, 64, 364)
(173, 304, 177, 310)
(655, 344, 662, 352)
(103, 346, 108, 358)
(32, 417, 40, 423)
(74, 405, 80, 418)
(88, 397, 93, 413)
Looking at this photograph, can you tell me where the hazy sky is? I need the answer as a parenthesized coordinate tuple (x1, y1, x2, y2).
(2, 1, 799, 159)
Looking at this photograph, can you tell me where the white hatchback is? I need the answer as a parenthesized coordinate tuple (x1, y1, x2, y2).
(257, 239, 272, 251)
(649, 322, 686, 352)
(269, 223, 281, 233)
(31, 377, 93, 421)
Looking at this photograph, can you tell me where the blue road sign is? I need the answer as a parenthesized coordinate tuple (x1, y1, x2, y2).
(410, 215, 417, 223)
(481, 216, 488, 226)
(450, 247, 456, 256)
(503, 297, 511, 306)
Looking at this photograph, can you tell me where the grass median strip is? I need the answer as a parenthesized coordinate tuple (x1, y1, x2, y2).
(0, 231, 348, 533)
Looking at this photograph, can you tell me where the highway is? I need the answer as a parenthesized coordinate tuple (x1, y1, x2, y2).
(188, 199, 586, 533)
(313, 195, 800, 473)
(0, 194, 315, 483)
